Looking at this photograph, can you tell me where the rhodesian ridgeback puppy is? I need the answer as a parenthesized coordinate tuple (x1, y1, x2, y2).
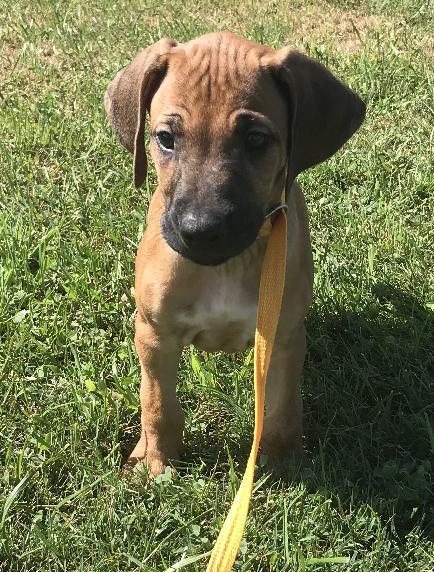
(104, 32, 365, 476)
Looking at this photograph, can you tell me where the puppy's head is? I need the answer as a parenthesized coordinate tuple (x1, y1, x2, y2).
(105, 32, 365, 265)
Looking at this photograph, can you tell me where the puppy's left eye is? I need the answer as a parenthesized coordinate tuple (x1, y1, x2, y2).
(245, 130, 268, 149)
(156, 130, 175, 150)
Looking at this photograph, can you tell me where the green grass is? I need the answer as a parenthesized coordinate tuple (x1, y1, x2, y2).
(1, 0, 433, 570)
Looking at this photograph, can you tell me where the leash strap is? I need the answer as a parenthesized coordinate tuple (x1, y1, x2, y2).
(205, 207, 288, 572)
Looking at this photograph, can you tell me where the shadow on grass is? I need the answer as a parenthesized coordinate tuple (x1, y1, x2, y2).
(297, 282, 434, 538)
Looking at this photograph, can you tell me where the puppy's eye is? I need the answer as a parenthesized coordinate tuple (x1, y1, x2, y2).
(156, 130, 175, 150)
(245, 130, 268, 149)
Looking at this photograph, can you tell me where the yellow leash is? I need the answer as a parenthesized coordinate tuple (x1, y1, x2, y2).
(205, 206, 288, 572)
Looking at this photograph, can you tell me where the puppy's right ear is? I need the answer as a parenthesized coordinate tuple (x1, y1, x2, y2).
(104, 38, 177, 188)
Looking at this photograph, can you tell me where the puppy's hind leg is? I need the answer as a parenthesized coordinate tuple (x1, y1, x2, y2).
(126, 314, 184, 476)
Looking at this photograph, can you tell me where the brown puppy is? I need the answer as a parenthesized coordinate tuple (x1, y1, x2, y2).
(105, 32, 365, 476)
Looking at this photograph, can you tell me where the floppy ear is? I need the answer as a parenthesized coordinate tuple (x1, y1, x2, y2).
(267, 49, 366, 179)
(104, 37, 177, 188)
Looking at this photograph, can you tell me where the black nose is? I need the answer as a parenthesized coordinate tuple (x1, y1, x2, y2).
(178, 211, 222, 245)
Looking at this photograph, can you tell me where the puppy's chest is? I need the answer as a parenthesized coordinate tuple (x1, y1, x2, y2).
(176, 269, 259, 353)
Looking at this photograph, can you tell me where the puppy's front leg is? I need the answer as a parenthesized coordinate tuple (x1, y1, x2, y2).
(261, 324, 306, 463)
(127, 314, 184, 476)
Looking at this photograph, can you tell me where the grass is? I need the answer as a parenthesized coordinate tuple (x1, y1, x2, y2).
(1, 0, 433, 570)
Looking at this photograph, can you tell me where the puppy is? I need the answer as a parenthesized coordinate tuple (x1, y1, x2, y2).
(104, 32, 365, 476)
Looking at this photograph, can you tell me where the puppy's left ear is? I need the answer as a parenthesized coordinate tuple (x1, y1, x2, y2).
(266, 48, 366, 179)
(104, 37, 177, 187)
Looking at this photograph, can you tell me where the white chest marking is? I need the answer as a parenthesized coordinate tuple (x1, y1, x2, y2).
(176, 263, 259, 353)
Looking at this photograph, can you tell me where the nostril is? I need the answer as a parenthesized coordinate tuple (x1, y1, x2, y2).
(179, 212, 222, 244)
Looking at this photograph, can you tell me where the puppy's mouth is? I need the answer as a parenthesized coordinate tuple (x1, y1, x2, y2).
(160, 211, 264, 266)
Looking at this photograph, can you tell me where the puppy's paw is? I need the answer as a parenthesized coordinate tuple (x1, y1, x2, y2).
(124, 454, 168, 477)
(260, 426, 308, 467)
(124, 440, 172, 477)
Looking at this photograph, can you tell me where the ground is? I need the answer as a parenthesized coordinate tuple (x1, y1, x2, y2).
(0, 0, 433, 570)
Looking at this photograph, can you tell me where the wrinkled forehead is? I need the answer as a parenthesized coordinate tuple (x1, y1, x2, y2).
(150, 38, 287, 130)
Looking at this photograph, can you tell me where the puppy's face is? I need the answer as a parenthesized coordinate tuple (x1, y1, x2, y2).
(150, 46, 288, 265)
(105, 33, 366, 266)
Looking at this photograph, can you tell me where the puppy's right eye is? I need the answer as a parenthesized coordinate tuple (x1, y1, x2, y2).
(156, 130, 175, 150)
(245, 130, 268, 150)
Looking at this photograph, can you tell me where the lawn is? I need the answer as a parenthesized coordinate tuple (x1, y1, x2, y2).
(1, 0, 433, 570)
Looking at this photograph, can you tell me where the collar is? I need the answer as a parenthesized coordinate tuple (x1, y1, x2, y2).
(256, 189, 288, 239)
